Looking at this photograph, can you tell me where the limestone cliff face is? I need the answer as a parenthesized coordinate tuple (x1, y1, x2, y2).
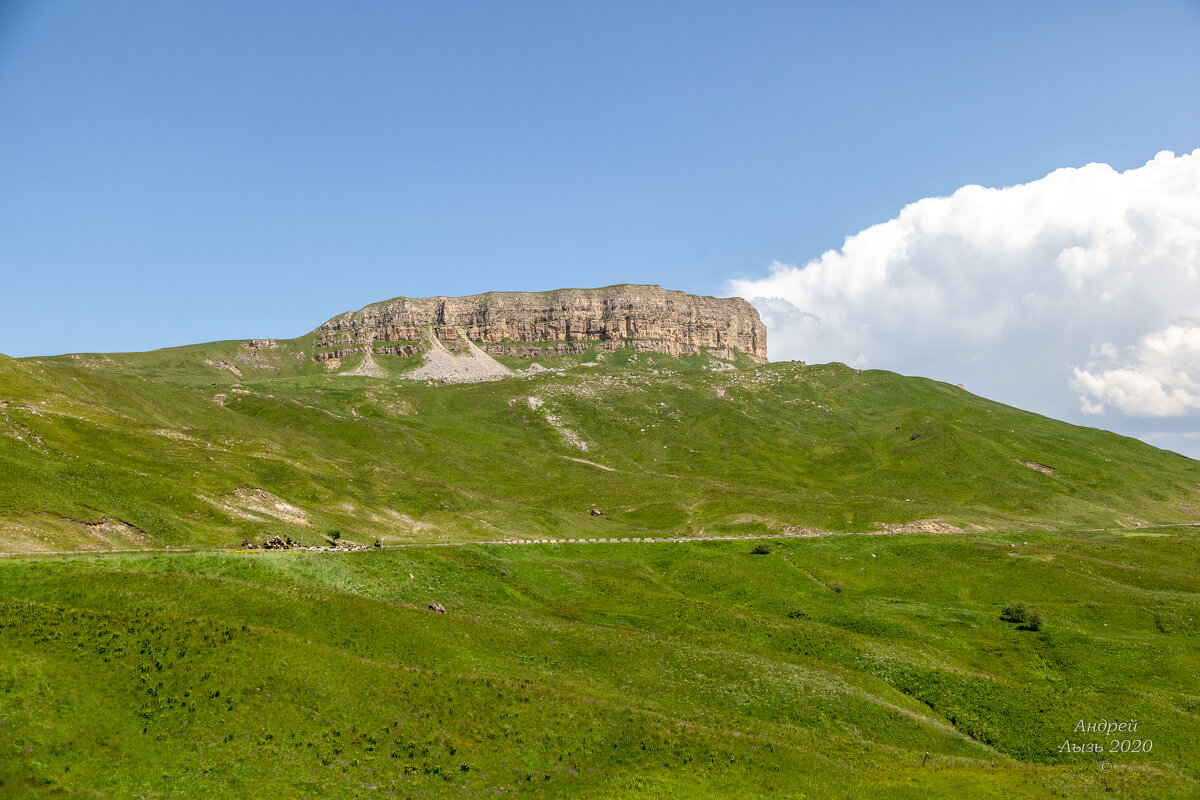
(313, 285, 768, 363)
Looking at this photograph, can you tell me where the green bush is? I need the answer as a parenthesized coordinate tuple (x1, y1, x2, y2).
(750, 543, 772, 555)
(328, 529, 342, 541)
(1000, 602, 1027, 623)
(1025, 610, 1043, 631)
(828, 580, 843, 594)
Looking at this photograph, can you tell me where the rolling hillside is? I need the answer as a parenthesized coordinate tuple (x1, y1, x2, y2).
(2, 340, 1199, 553)
(1, 319, 1198, 798)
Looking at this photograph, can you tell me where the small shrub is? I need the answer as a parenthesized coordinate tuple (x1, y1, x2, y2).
(828, 580, 843, 594)
(328, 529, 342, 541)
(1000, 602, 1027, 623)
(786, 609, 808, 620)
(750, 543, 771, 555)
(1025, 610, 1043, 631)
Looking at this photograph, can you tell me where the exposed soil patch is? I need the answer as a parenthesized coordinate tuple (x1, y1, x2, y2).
(381, 509, 435, 535)
(874, 519, 964, 535)
(0, 514, 153, 554)
(1021, 460, 1056, 475)
(151, 428, 199, 442)
(205, 487, 314, 526)
(83, 518, 151, 541)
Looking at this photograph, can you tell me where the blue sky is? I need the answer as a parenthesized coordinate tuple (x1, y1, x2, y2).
(3, 2, 1200, 452)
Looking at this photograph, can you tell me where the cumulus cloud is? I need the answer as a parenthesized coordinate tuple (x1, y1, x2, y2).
(729, 149, 1200, 429)
(1070, 322, 1200, 416)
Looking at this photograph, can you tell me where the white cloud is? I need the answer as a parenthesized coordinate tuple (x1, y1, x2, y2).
(1070, 322, 1200, 416)
(729, 149, 1200, 430)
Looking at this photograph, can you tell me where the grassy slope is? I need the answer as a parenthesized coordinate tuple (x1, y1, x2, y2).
(2, 341, 1199, 797)
(2, 346, 1199, 551)
(1, 530, 1197, 798)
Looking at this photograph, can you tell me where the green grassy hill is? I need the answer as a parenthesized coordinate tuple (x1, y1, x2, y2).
(2, 342, 1199, 552)
(2, 336, 1199, 797)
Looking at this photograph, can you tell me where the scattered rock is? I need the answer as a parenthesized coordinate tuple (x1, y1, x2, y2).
(237, 535, 379, 553)
(262, 534, 296, 550)
(406, 326, 513, 384)
(590, 508, 604, 517)
(874, 519, 963, 535)
(204, 356, 243, 377)
(428, 603, 446, 614)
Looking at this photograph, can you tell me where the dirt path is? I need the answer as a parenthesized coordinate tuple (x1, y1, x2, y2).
(0, 526, 989, 558)
(5, 520, 1198, 558)
(560, 455, 617, 471)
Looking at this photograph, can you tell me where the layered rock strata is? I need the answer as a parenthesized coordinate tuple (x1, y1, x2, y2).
(313, 285, 767, 363)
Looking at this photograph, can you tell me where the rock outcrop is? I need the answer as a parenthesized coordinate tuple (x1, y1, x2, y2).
(313, 285, 767, 364)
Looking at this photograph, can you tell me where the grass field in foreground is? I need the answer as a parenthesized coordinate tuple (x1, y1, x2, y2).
(1, 528, 1197, 798)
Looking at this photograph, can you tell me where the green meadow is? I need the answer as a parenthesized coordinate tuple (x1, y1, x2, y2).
(1, 340, 1199, 797)
(2, 532, 1197, 798)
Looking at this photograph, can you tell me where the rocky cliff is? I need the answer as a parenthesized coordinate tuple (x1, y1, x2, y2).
(313, 285, 768, 364)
